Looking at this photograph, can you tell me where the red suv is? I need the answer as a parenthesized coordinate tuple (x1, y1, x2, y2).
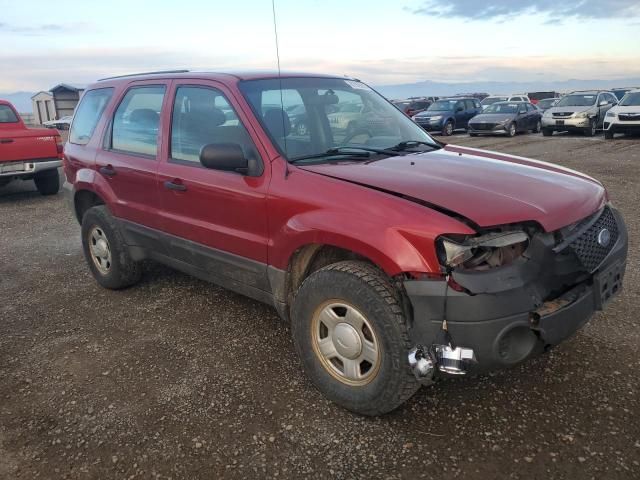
(64, 71, 628, 415)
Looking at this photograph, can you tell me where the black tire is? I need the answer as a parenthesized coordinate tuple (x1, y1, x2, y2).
(81, 205, 141, 290)
(507, 122, 516, 137)
(291, 261, 419, 416)
(34, 169, 60, 195)
(469, 133, 478, 137)
(604, 129, 614, 140)
(442, 120, 454, 136)
(584, 118, 596, 137)
(542, 128, 553, 137)
(533, 120, 542, 133)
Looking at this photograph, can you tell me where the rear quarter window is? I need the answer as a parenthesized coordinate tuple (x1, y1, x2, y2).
(69, 88, 114, 145)
(0, 104, 19, 123)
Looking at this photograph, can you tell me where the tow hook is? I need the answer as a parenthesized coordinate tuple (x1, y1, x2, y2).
(408, 346, 436, 385)
(408, 344, 477, 383)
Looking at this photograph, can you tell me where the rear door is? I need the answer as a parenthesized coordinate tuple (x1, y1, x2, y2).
(94, 80, 168, 231)
(156, 81, 271, 291)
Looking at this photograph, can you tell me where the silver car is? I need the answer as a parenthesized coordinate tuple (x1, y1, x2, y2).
(541, 90, 618, 137)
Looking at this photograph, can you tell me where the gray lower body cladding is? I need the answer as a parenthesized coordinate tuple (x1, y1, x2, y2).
(403, 207, 628, 373)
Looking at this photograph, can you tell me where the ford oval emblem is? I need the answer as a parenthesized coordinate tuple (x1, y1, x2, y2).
(597, 228, 611, 247)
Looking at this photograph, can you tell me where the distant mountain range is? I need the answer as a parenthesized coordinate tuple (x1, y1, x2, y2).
(374, 78, 640, 99)
(3, 77, 640, 113)
(0, 92, 35, 112)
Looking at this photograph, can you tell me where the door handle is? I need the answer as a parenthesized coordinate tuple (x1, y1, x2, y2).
(99, 165, 116, 177)
(0, 138, 14, 144)
(164, 180, 187, 192)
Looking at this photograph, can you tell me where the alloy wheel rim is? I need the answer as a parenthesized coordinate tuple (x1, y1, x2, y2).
(88, 226, 112, 275)
(311, 301, 381, 386)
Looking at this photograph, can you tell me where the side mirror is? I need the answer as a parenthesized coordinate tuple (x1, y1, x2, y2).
(599, 100, 608, 106)
(200, 143, 249, 174)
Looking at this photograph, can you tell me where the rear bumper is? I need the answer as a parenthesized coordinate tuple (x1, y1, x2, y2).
(404, 207, 628, 374)
(0, 159, 62, 178)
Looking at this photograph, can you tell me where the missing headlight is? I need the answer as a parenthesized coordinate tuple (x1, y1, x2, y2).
(438, 230, 529, 271)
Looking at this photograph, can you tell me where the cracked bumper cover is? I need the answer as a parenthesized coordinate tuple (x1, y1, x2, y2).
(404, 207, 628, 374)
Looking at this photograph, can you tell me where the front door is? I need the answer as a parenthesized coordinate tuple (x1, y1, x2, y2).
(156, 82, 271, 291)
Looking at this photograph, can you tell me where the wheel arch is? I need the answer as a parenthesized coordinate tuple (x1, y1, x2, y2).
(73, 189, 106, 224)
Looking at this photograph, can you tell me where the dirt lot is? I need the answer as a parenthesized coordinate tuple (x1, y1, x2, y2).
(1, 133, 639, 479)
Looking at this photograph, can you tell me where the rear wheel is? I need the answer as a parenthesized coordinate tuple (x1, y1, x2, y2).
(81, 206, 141, 290)
(442, 120, 454, 136)
(542, 128, 553, 137)
(291, 261, 419, 416)
(533, 120, 542, 133)
(34, 169, 60, 195)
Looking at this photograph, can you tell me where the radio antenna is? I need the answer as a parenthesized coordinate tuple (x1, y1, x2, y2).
(271, 0, 289, 173)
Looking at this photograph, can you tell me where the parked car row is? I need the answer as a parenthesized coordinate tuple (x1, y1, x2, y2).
(406, 89, 640, 140)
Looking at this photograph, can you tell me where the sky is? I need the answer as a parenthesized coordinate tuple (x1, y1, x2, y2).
(1, 0, 639, 92)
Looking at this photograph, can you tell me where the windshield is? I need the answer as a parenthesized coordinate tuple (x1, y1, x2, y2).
(481, 97, 508, 106)
(619, 92, 640, 106)
(428, 100, 458, 111)
(482, 103, 519, 114)
(0, 104, 19, 123)
(555, 94, 597, 107)
(538, 99, 556, 108)
(239, 77, 439, 161)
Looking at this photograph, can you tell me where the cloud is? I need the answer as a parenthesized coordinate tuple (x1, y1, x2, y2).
(411, 0, 640, 21)
(0, 22, 88, 36)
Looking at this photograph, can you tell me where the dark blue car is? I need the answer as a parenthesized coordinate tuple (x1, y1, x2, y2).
(412, 97, 482, 136)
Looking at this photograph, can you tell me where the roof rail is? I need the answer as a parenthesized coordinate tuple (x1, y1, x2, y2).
(97, 69, 190, 81)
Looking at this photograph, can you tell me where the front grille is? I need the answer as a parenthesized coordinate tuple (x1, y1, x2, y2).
(553, 112, 574, 118)
(618, 114, 640, 121)
(470, 123, 496, 130)
(569, 207, 619, 272)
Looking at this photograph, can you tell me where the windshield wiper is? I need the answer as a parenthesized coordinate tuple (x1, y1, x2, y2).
(390, 140, 441, 152)
(289, 146, 400, 164)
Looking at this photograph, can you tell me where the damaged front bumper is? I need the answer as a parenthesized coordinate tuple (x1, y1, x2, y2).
(404, 206, 628, 380)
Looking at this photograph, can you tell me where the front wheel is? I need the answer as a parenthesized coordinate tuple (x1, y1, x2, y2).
(291, 261, 419, 416)
(542, 128, 553, 137)
(604, 129, 614, 140)
(34, 169, 60, 195)
(442, 120, 454, 136)
(584, 118, 596, 137)
(507, 122, 517, 137)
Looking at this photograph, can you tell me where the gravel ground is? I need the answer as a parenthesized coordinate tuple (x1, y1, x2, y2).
(1, 133, 639, 479)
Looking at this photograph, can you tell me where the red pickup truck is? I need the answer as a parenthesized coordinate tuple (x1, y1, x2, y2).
(0, 99, 63, 195)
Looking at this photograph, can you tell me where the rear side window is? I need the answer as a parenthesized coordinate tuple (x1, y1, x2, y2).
(111, 86, 165, 156)
(0, 104, 19, 123)
(69, 88, 114, 145)
(464, 100, 475, 110)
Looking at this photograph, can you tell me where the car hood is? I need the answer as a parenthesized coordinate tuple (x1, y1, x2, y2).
(469, 113, 515, 123)
(298, 145, 605, 232)
(611, 105, 640, 114)
(547, 105, 593, 115)
(415, 111, 451, 118)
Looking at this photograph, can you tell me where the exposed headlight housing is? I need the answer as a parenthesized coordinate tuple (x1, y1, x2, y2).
(437, 230, 529, 270)
(429, 115, 443, 121)
(574, 111, 589, 119)
(606, 111, 616, 118)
